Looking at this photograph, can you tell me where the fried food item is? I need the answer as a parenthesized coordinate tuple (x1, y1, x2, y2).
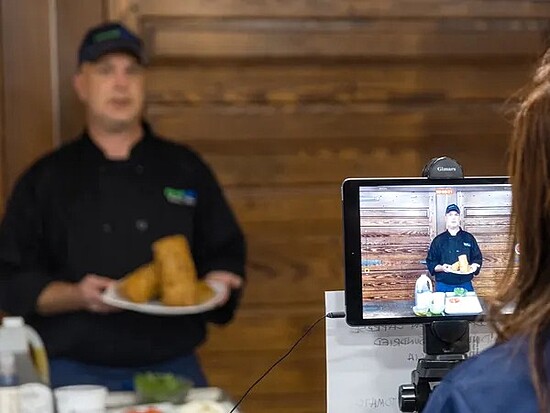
(458, 254, 469, 273)
(451, 261, 460, 272)
(118, 262, 159, 303)
(153, 235, 198, 306)
(196, 281, 215, 304)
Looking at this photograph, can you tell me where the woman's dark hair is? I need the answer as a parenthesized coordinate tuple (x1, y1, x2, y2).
(489, 51, 550, 413)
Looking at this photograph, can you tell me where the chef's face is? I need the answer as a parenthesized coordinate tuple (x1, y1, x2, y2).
(445, 211, 460, 230)
(74, 53, 145, 132)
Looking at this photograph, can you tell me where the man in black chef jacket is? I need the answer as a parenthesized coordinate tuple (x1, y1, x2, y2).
(425, 204, 482, 293)
(0, 21, 246, 390)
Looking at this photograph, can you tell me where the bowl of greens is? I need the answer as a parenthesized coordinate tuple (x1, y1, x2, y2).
(134, 372, 193, 404)
(453, 287, 467, 297)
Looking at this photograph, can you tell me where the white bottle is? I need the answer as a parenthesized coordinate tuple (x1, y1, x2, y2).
(0, 352, 17, 386)
(0, 352, 19, 413)
(415, 273, 433, 309)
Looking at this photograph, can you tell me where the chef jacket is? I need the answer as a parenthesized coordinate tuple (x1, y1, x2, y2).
(0, 122, 246, 366)
(425, 229, 482, 285)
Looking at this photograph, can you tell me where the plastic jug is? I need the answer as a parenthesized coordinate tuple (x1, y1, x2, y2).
(0, 317, 49, 385)
(415, 274, 433, 309)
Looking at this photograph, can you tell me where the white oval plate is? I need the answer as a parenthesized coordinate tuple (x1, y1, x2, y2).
(448, 266, 476, 275)
(101, 279, 227, 316)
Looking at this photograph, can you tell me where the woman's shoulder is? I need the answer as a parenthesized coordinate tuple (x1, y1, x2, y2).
(424, 338, 537, 413)
(450, 338, 528, 381)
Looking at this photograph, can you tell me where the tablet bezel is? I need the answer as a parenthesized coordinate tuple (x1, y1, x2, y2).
(342, 176, 509, 326)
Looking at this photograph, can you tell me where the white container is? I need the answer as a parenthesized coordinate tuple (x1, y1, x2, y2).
(0, 386, 19, 413)
(0, 352, 17, 386)
(19, 383, 54, 413)
(0, 317, 49, 384)
(415, 273, 433, 310)
(430, 292, 446, 314)
(54, 385, 107, 413)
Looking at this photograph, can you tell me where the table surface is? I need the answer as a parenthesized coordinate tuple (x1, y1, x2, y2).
(362, 294, 488, 324)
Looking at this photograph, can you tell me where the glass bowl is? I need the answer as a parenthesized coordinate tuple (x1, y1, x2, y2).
(453, 287, 467, 297)
(134, 372, 193, 404)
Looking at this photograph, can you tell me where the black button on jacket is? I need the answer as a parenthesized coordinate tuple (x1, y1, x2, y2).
(0, 123, 246, 367)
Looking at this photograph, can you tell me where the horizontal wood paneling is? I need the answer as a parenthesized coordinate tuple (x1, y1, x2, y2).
(136, 0, 550, 18)
(148, 103, 511, 140)
(184, 136, 509, 186)
(1, 0, 56, 197)
(144, 18, 547, 61)
(56, 0, 104, 141)
(205, 308, 326, 352)
(0, 3, 4, 212)
(200, 308, 327, 409)
(362, 267, 506, 300)
(227, 186, 340, 222)
(146, 64, 532, 105)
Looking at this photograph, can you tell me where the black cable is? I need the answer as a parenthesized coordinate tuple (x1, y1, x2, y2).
(326, 311, 346, 319)
(227, 311, 345, 412)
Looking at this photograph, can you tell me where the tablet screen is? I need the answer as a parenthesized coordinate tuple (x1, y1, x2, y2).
(342, 177, 512, 326)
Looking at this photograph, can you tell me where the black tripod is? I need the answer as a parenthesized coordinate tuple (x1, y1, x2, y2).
(398, 321, 470, 412)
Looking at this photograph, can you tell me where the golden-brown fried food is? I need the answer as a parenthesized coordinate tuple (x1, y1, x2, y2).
(118, 262, 159, 303)
(451, 261, 460, 272)
(153, 235, 197, 306)
(195, 281, 215, 304)
(458, 254, 469, 273)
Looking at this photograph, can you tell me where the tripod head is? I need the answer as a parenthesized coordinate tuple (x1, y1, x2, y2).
(398, 320, 470, 412)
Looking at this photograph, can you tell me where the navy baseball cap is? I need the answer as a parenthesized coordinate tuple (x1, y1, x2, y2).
(78, 22, 146, 65)
(445, 204, 460, 214)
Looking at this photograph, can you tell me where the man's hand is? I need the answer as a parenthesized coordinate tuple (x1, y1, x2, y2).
(37, 274, 120, 316)
(470, 263, 480, 272)
(204, 270, 243, 306)
(435, 264, 452, 272)
(77, 274, 120, 314)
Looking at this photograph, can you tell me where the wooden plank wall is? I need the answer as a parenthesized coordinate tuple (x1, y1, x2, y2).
(461, 191, 513, 294)
(111, 1, 550, 412)
(361, 188, 512, 301)
(0, 0, 58, 200)
(0, 1, 4, 212)
(361, 191, 432, 300)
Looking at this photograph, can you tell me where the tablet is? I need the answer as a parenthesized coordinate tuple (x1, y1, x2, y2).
(342, 176, 511, 326)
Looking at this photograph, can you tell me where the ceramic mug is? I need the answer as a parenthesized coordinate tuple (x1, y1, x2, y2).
(54, 385, 107, 413)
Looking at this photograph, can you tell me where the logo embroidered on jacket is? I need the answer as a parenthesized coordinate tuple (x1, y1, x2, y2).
(163, 187, 197, 206)
(463, 242, 471, 247)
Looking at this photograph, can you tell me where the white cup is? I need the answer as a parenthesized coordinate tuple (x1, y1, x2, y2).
(430, 292, 446, 314)
(416, 291, 433, 310)
(20, 383, 54, 413)
(54, 385, 107, 413)
(0, 386, 19, 413)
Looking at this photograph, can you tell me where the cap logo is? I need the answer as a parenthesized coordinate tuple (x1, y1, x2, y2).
(93, 29, 122, 43)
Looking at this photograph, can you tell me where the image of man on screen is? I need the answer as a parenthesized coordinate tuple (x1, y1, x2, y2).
(425, 204, 482, 293)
